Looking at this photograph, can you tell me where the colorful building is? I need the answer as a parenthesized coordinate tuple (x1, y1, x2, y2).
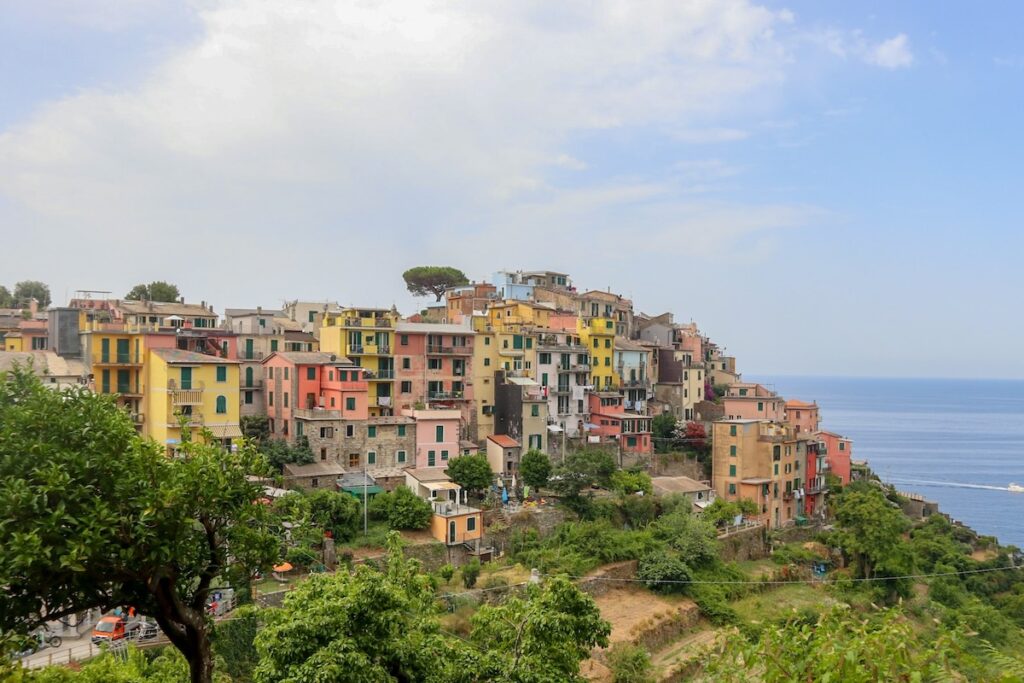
(815, 430, 853, 485)
(785, 399, 820, 434)
(394, 322, 474, 428)
(535, 330, 590, 438)
(653, 349, 706, 420)
(404, 469, 483, 546)
(576, 289, 634, 338)
(407, 408, 464, 468)
(577, 317, 616, 391)
(711, 420, 803, 529)
(494, 373, 550, 453)
(144, 348, 241, 453)
(320, 307, 400, 416)
(587, 391, 653, 455)
(262, 351, 369, 443)
(722, 383, 785, 421)
(614, 338, 652, 411)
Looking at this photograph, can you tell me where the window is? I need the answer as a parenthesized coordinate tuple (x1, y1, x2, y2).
(774, 464, 779, 475)
(541, 372, 548, 387)
(627, 436, 637, 447)
(729, 445, 737, 456)
(244, 390, 254, 404)
(368, 425, 377, 438)
(839, 442, 846, 451)
(593, 339, 598, 349)
(283, 392, 289, 407)
(729, 424, 737, 436)
(525, 337, 532, 349)
(346, 397, 356, 410)
(320, 427, 334, 438)
(484, 337, 490, 345)
(401, 381, 412, 393)
(435, 425, 444, 442)
(320, 448, 327, 461)
(259, 318, 266, 328)
(269, 392, 274, 406)
(216, 396, 227, 413)
(773, 445, 781, 461)
(311, 477, 319, 488)
(729, 464, 736, 477)
(428, 358, 442, 370)
(284, 367, 289, 380)
(216, 366, 227, 382)
(338, 370, 347, 381)
(296, 421, 303, 437)
(398, 425, 406, 437)
(604, 357, 610, 366)
(397, 450, 407, 463)
(330, 397, 336, 407)
(739, 388, 747, 396)
(367, 451, 376, 465)
(270, 339, 278, 352)
(307, 367, 316, 380)
(402, 357, 411, 369)
(531, 404, 539, 417)
(400, 334, 408, 346)
(467, 516, 476, 531)
(604, 338, 610, 348)
(441, 450, 449, 461)
(308, 311, 316, 323)
(757, 401, 764, 411)
(794, 460, 800, 470)
(346, 425, 354, 437)
(349, 453, 360, 467)
(269, 418, 275, 433)
(428, 450, 436, 466)
(539, 353, 551, 364)
(268, 367, 274, 380)
(484, 358, 491, 366)
(728, 483, 736, 495)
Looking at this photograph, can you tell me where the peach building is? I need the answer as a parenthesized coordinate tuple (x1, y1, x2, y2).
(394, 322, 474, 428)
(262, 352, 368, 442)
(722, 383, 785, 421)
(815, 430, 853, 485)
(406, 408, 464, 468)
(587, 392, 653, 455)
(785, 399, 820, 434)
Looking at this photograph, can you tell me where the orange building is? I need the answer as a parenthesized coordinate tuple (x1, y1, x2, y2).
(262, 352, 368, 442)
(785, 399, 820, 434)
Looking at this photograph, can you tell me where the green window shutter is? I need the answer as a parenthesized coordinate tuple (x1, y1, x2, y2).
(531, 405, 539, 417)
(216, 366, 227, 382)
(757, 402, 764, 411)
(441, 450, 449, 461)
(525, 337, 532, 349)
(729, 425, 737, 436)
(436, 425, 444, 442)
(428, 450, 436, 466)
(729, 445, 737, 456)
(728, 484, 736, 495)
(398, 425, 406, 437)
(216, 396, 227, 414)
(346, 397, 355, 410)
(244, 391, 253, 404)
(270, 339, 278, 352)
(368, 451, 376, 464)
(627, 436, 637, 447)
(368, 425, 376, 437)
(397, 451, 406, 463)
(307, 367, 316, 380)
(729, 464, 736, 477)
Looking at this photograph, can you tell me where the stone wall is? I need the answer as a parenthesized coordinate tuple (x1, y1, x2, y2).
(717, 524, 768, 562)
(578, 560, 638, 597)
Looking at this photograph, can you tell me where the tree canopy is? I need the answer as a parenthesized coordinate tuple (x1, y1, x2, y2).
(0, 285, 13, 308)
(402, 266, 469, 302)
(368, 485, 433, 530)
(445, 454, 493, 495)
(12, 280, 51, 308)
(519, 450, 552, 491)
(125, 281, 181, 302)
(833, 486, 914, 594)
(0, 366, 278, 683)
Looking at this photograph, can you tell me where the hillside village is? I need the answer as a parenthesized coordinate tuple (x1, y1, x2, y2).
(1, 269, 853, 540)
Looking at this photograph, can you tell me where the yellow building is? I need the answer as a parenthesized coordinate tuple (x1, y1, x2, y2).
(470, 314, 500, 441)
(320, 307, 399, 416)
(81, 326, 149, 426)
(578, 317, 616, 391)
(484, 301, 548, 380)
(144, 348, 241, 453)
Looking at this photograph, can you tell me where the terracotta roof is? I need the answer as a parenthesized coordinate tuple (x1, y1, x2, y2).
(151, 348, 239, 364)
(487, 434, 520, 448)
(266, 351, 352, 365)
(115, 300, 217, 317)
(283, 461, 345, 477)
(395, 321, 475, 335)
(651, 476, 713, 495)
(405, 467, 452, 483)
(785, 399, 817, 408)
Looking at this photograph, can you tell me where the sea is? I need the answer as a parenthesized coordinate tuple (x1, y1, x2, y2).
(748, 376, 1024, 549)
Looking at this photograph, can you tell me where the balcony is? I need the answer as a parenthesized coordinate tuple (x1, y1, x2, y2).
(241, 351, 265, 361)
(293, 407, 343, 420)
(348, 344, 365, 354)
(363, 344, 391, 356)
(620, 378, 651, 389)
(116, 384, 143, 397)
(427, 345, 472, 355)
(554, 386, 570, 395)
(364, 369, 394, 380)
(570, 363, 590, 372)
(169, 412, 204, 428)
(429, 390, 467, 401)
(169, 386, 204, 406)
(242, 379, 264, 389)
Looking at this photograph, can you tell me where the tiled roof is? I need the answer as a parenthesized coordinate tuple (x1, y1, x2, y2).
(487, 434, 520, 448)
(115, 300, 217, 317)
(395, 321, 475, 335)
(269, 352, 347, 365)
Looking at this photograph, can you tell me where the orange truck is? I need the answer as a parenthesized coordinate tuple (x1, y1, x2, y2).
(90, 616, 157, 644)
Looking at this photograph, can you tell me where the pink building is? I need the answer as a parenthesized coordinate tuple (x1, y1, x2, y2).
(407, 408, 464, 468)
(547, 313, 579, 332)
(262, 352, 368, 442)
(587, 392, 653, 455)
(785, 399, 820, 434)
(394, 322, 474, 426)
(815, 431, 852, 485)
(722, 383, 785, 421)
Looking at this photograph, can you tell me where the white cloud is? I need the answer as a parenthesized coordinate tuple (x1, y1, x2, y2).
(0, 0, 818, 307)
(808, 29, 913, 70)
(865, 33, 913, 69)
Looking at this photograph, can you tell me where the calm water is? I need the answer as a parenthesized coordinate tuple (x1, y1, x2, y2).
(748, 376, 1024, 548)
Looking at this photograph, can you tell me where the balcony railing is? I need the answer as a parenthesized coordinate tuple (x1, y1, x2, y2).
(364, 345, 391, 355)
(116, 384, 142, 396)
(348, 344, 364, 354)
(365, 369, 394, 379)
(169, 412, 204, 427)
(96, 353, 143, 365)
(170, 388, 204, 405)
(427, 345, 472, 355)
(243, 379, 264, 389)
(242, 351, 265, 361)
(429, 390, 467, 400)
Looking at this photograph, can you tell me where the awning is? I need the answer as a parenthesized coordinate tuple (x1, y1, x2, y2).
(208, 424, 244, 438)
(341, 485, 383, 496)
(424, 481, 460, 491)
(583, 423, 599, 430)
(547, 425, 563, 433)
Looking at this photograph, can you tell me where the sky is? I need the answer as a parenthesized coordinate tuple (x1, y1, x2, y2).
(1, 1, 1022, 378)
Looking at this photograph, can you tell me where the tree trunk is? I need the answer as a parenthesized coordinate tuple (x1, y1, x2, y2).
(187, 627, 214, 683)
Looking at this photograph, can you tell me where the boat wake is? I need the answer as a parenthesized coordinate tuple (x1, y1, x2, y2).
(886, 477, 1022, 493)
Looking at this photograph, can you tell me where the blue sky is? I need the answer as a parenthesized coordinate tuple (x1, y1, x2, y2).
(1, 1, 1022, 378)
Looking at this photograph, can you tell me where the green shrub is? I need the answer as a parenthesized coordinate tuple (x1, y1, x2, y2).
(439, 564, 455, 582)
(638, 552, 692, 593)
(690, 584, 737, 625)
(462, 559, 481, 589)
(369, 486, 432, 530)
(607, 642, 654, 683)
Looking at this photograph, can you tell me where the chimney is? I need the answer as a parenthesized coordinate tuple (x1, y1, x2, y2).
(201, 300, 206, 309)
(179, 296, 185, 304)
(257, 306, 262, 314)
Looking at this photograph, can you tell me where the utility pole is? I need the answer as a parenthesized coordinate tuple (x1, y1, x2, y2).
(363, 466, 368, 535)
